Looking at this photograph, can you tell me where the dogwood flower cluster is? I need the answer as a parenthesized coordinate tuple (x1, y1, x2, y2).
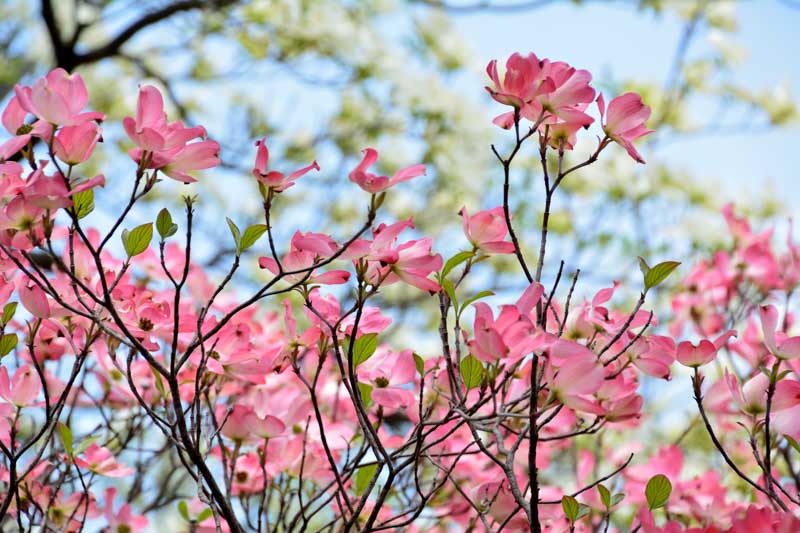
(0, 56, 796, 533)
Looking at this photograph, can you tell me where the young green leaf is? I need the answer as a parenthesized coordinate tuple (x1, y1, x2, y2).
(442, 278, 458, 310)
(561, 495, 579, 522)
(352, 333, 378, 367)
(643, 261, 681, 291)
(597, 483, 611, 508)
(178, 500, 190, 521)
(458, 290, 495, 318)
(358, 382, 373, 408)
(152, 370, 167, 399)
(239, 224, 268, 252)
(441, 250, 474, 278)
(645, 474, 672, 510)
(610, 493, 626, 507)
(72, 189, 94, 219)
(156, 208, 178, 240)
(0, 333, 18, 357)
(196, 508, 213, 522)
(413, 353, 425, 375)
(354, 464, 378, 495)
(58, 422, 73, 457)
(2, 302, 17, 325)
(638, 256, 650, 276)
(122, 223, 153, 258)
(460, 355, 484, 390)
(226, 217, 242, 253)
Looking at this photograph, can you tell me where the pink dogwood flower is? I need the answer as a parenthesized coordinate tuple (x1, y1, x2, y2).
(676, 330, 737, 368)
(467, 283, 546, 363)
(14, 69, 105, 126)
(357, 348, 417, 412)
(725, 369, 769, 416)
(547, 339, 605, 413)
(124, 85, 220, 183)
(348, 148, 426, 193)
(145, 141, 221, 184)
(220, 404, 286, 443)
(252, 137, 319, 191)
(597, 92, 654, 163)
(759, 305, 800, 359)
(0, 365, 41, 407)
(19, 283, 51, 319)
(0, 195, 45, 233)
(528, 62, 595, 126)
(124, 85, 204, 151)
(345, 219, 442, 293)
(485, 52, 548, 109)
(102, 488, 149, 533)
(53, 122, 101, 165)
(259, 231, 350, 285)
(772, 379, 800, 442)
(73, 443, 135, 477)
(460, 206, 515, 254)
(0, 96, 52, 161)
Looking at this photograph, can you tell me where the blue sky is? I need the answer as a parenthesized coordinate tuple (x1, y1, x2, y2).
(450, 0, 800, 204)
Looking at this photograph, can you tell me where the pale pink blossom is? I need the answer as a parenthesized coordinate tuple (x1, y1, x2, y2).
(348, 148, 425, 193)
(14, 68, 104, 125)
(676, 330, 737, 367)
(252, 137, 319, 191)
(597, 92, 654, 163)
(759, 305, 800, 359)
(53, 122, 101, 165)
(73, 443, 135, 477)
(460, 206, 515, 254)
(0, 365, 41, 407)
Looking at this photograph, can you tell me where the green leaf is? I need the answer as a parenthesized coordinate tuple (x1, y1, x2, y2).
(196, 508, 213, 522)
(643, 261, 681, 291)
(358, 382, 373, 409)
(354, 463, 378, 495)
(122, 223, 153, 258)
(413, 353, 425, 375)
(152, 367, 167, 399)
(72, 189, 94, 219)
(178, 500, 190, 521)
(239, 224, 267, 253)
(597, 483, 611, 508)
(638, 256, 650, 277)
(459, 290, 495, 317)
(460, 355, 484, 390)
(2, 302, 17, 325)
(0, 333, 17, 357)
(58, 422, 73, 457)
(441, 250, 474, 278)
(226, 217, 242, 253)
(610, 493, 626, 507)
(561, 495, 579, 522)
(352, 333, 378, 367)
(645, 474, 672, 510)
(156, 208, 178, 240)
(442, 278, 458, 310)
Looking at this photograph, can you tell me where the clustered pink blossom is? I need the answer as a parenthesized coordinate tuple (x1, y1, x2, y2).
(487, 51, 654, 162)
(0, 57, 797, 533)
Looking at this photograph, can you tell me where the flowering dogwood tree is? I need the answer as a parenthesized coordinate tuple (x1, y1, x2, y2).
(0, 53, 799, 533)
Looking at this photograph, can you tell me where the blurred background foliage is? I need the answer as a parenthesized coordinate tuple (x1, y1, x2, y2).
(0, 0, 797, 313)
